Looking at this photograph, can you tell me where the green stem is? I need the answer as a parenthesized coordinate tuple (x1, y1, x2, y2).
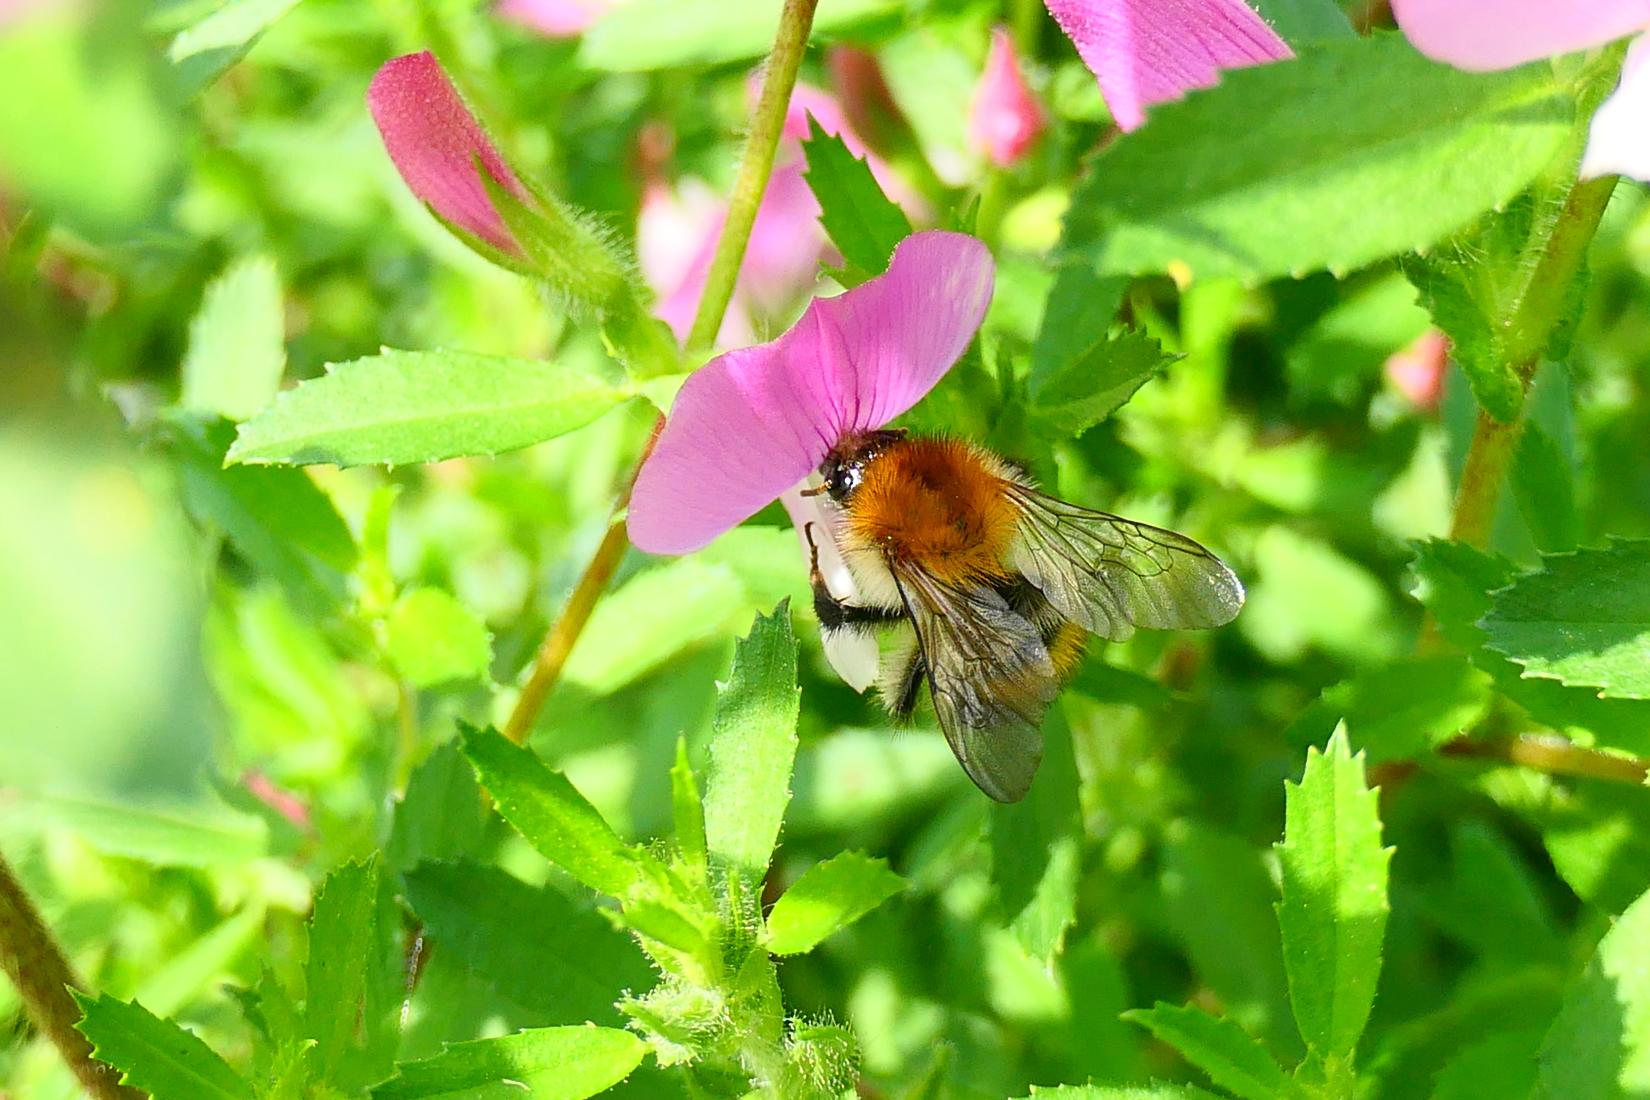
(686, 0, 821, 354)
(503, 1, 819, 741)
(1446, 174, 1615, 548)
(0, 850, 142, 1100)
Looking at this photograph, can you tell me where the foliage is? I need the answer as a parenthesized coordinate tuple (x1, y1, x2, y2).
(4, 0, 1650, 1098)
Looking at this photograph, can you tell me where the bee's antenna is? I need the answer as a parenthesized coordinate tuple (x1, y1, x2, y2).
(803, 521, 821, 576)
(799, 485, 825, 497)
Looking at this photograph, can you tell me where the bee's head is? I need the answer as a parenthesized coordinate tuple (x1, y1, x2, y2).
(818, 429, 906, 503)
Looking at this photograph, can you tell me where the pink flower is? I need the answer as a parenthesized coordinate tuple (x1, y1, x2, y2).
(1392, 0, 1650, 180)
(970, 27, 1046, 166)
(495, 0, 617, 37)
(637, 82, 880, 347)
(1043, 0, 1292, 131)
(367, 51, 528, 257)
(627, 231, 994, 554)
(1385, 328, 1448, 410)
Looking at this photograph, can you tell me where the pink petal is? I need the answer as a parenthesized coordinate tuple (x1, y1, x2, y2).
(969, 26, 1047, 166)
(1044, 0, 1292, 132)
(1384, 328, 1448, 410)
(1391, 0, 1650, 72)
(495, 0, 616, 37)
(367, 51, 527, 255)
(628, 231, 994, 555)
(1581, 34, 1650, 180)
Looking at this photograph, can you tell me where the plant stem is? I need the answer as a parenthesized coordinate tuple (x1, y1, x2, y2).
(502, 0, 819, 743)
(1445, 174, 1615, 549)
(0, 850, 142, 1100)
(1440, 735, 1648, 784)
(686, 0, 820, 354)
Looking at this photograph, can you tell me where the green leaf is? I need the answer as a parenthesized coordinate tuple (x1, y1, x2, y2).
(1409, 539, 1650, 756)
(1249, 0, 1355, 44)
(1062, 35, 1571, 283)
(1403, 187, 1592, 423)
(1010, 834, 1080, 965)
(174, 420, 356, 614)
(403, 859, 652, 1025)
(579, 0, 896, 71)
(562, 559, 751, 696)
(169, 0, 302, 61)
(1433, 1030, 1545, 1100)
(1480, 539, 1650, 700)
(385, 588, 493, 688)
(30, 794, 268, 869)
(1536, 781, 1650, 915)
(305, 856, 380, 1080)
(801, 120, 911, 284)
(227, 349, 629, 468)
(1030, 328, 1175, 436)
(387, 741, 487, 871)
(765, 851, 906, 955)
(1276, 727, 1391, 1059)
(671, 737, 708, 886)
(373, 1026, 648, 1099)
(1513, 418, 1580, 556)
(1016, 1085, 1225, 1100)
(1030, 262, 1130, 395)
(1321, 655, 1493, 762)
(702, 603, 801, 881)
(180, 255, 286, 421)
(459, 724, 653, 898)
(75, 993, 251, 1100)
(1123, 1002, 1299, 1100)
(1534, 885, 1650, 1097)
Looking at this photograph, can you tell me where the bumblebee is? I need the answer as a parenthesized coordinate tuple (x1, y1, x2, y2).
(803, 430, 1243, 802)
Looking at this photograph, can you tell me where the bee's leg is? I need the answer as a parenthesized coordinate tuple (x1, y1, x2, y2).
(889, 647, 927, 720)
(805, 522, 902, 630)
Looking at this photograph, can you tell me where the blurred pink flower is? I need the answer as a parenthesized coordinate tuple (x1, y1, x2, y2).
(970, 27, 1046, 166)
(1392, 0, 1650, 180)
(638, 82, 884, 348)
(1385, 328, 1448, 410)
(628, 230, 994, 554)
(1043, 0, 1292, 131)
(367, 51, 528, 256)
(495, 0, 617, 37)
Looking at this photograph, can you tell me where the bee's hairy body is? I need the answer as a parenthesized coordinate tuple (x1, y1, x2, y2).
(808, 429, 1243, 802)
(821, 435, 1086, 715)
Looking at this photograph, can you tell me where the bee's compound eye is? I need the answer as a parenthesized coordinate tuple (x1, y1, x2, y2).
(825, 464, 859, 501)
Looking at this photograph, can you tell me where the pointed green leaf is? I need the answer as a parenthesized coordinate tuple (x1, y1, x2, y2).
(180, 255, 286, 421)
(1480, 539, 1650, 701)
(1321, 654, 1493, 762)
(1534, 885, 1650, 1097)
(1030, 328, 1175, 436)
(372, 1026, 648, 1099)
(1011, 834, 1080, 965)
(702, 603, 800, 880)
(1512, 421, 1581, 553)
(384, 587, 493, 688)
(387, 742, 487, 870)
(403, 859, 652, 1024)
(801, 120, 912, 285)
(765, 851, 906, 956)
(1276, 727, 1391, 1059)
(305, 855, 380, 1079)
(1123, 1002, 1300, 1100)
(227, 349, 629, 468)
(671, 737, 708, 886)
(1062, 35, 1571, 283)
(75, 993, 251, 1100)
(459, 724, 654, 898)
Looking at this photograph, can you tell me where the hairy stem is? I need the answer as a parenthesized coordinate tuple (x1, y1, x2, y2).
(502, 0, 819, 742)
(1446, 174, 1615, 548)
(0, 850, 141, 1100)
(686, 0, 820, 354)
(1440, 735, 1648, 784)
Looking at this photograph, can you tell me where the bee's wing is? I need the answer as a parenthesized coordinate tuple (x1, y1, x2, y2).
(1005, 486, 1244, 641)
(890, 564, 1056, 803)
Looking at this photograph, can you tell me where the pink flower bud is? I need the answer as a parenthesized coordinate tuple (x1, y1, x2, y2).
(367, 51, 529, 257)
(1385, 329, 1448, 411)
(494, 0, 616, 37)
(969, 27, 1045, 167)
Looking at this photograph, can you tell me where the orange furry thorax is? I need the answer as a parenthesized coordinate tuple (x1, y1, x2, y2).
(846, 437, 1020, 585)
